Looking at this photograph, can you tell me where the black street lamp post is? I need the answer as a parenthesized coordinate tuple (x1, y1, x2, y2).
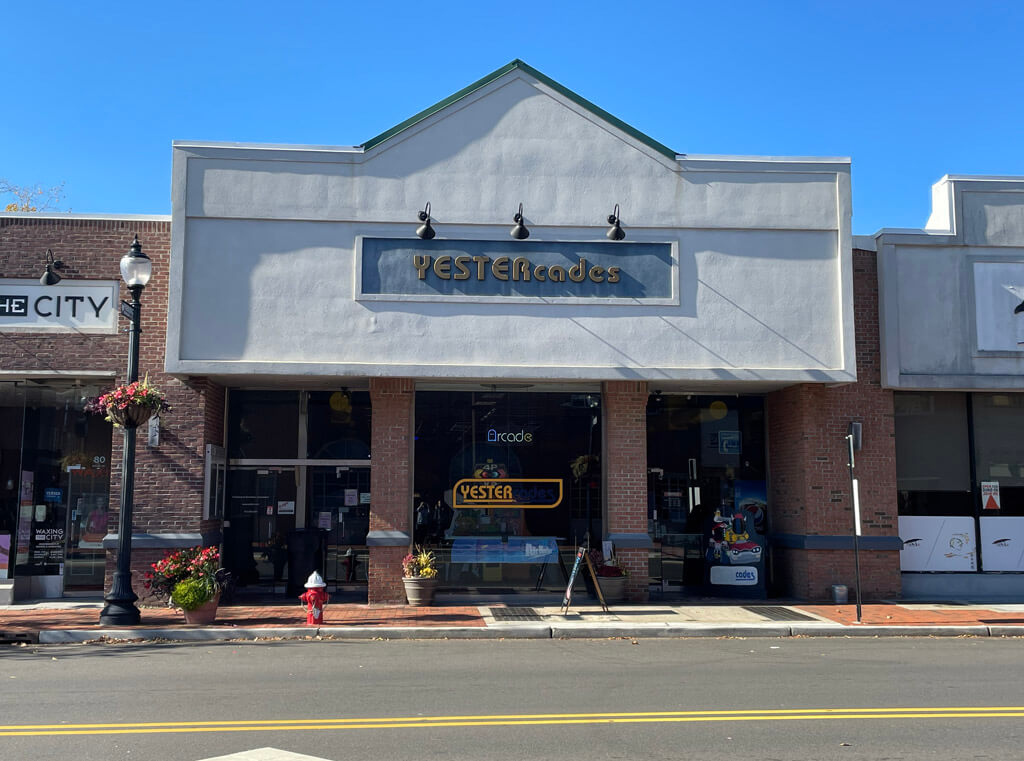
(100, 236, 152, 626)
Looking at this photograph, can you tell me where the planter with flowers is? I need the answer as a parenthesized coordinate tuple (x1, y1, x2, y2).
(589, 549, 628, 603)
(145, 546, 232, 624)
(402, 547, 439, 606)
(86, 374, 170, 429)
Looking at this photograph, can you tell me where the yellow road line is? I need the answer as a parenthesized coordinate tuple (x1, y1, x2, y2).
(2, 707, 1024, 737)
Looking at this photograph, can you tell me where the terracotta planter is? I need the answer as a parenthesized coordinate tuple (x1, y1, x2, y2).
(597, 575, 627, 603)
(182, 593, 220, 624)
(403, 576, 437, 606)
(107, 404, 155, 429)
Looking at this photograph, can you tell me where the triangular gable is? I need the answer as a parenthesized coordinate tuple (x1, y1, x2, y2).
(360, 59, 677, 160)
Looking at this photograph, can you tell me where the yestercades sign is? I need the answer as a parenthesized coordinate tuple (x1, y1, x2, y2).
(357, 238, 676, 304)
(453, 478, 563, 509)
(0, 280, 119, 333)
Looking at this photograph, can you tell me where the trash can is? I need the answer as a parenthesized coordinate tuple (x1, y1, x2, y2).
(831, 584, 849, 604)
(286, 528, 327, 597)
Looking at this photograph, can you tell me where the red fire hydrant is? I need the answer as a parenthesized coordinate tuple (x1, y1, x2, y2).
(299, 571, 329, 625)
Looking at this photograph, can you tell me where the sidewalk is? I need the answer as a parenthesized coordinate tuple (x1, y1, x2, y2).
(3, 600, 1024, 644)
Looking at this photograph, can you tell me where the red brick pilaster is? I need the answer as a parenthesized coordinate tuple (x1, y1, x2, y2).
(602, 381, 649, 600)
(766, 249, 900, 600)
(368, 378, 415, 603)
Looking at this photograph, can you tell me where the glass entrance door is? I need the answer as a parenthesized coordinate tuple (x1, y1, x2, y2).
(647, 395, 767, 596)
(224, 466, 297, 590)
(308, 465, 370, 584)
(63, 455, 112, 590)
(647, 464, 716, 590)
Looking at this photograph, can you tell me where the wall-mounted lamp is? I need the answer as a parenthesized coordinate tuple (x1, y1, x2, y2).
(510, 203, 529, 239)
(40, 249, 64, 286)
(416, 202, 435, 240)
(606, 204, 625, 241)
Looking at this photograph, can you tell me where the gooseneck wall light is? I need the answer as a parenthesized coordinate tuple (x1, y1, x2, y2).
(510, 203, 529, 239)
(606, 204, 625, 241)
(99, 235, 153, 627)
(415, 202, 436, 240)
(39, 249, 64, 285)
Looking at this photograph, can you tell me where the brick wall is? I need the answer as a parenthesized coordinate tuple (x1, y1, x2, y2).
(0, 217, 222, 600)
(766, 248, 900, 600)
(368, 377, 414, 603)
(602, 380, 649, 600)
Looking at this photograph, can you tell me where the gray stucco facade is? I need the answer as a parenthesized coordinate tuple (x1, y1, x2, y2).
(166, 63, 854, 391)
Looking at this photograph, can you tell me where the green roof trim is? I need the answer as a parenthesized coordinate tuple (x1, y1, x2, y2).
(360, 59, 678, 160)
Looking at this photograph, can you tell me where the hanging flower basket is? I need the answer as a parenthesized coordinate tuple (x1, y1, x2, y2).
(106, 404, 156, 429)
(86, 374, 170, 429)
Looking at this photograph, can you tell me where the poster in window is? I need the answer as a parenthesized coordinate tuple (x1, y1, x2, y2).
(980, 517, 1024, 571)
(981, 481, 1001, 510)
(0, 533, 10, 579)
(16, 504, 32, 565)
(898, 516, 977, 571)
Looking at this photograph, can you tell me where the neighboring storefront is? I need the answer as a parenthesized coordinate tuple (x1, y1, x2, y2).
(5, 62, 1018, 606)
(0, 380, 112, 596)
(873, 175, 1024, 599)
(0, 217, 219, 602)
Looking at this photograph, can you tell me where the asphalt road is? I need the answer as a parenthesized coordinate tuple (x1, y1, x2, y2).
(2, 636, 1023, 760)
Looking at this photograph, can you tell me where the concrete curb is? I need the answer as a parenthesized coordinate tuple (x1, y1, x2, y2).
(550, 623, 793, 638)
(38, 624, 554, 644)
(31, 622, 1024, 644)
(315, 625, 552, 639)
(788, 624, 992, 637)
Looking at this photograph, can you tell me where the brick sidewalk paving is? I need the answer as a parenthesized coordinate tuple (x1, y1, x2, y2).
(0, 604, 487, 635)
(798, 605, 1024, 626)
(3, 603, 1023, 640)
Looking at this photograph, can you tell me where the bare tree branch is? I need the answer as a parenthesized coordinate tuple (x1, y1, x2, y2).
(1, 179, 66, 212)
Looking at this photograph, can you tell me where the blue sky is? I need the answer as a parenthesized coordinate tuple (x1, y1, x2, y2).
(2, 1, 1022, 233)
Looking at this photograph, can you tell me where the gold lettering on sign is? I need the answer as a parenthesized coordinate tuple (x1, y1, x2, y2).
(411, 252, 629, 288)
(413, 255, 431, 280)
(433, 255, 452, 280)
(568, 258, 586, 283)
(491, 256, 509, 281)
(472, 255, 490, 280)
(453, 256, 472, 280)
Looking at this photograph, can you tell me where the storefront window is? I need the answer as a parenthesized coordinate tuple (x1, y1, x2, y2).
(414, 391, 601, 591)
(894, 391, 1024, 573)
(972, 393, 1024, 516)
(223, 390, 372, 592)
(894, 392, 972, 516)
(227, 391, 299, 459)
(0, 382, 112, 589)
(646, 395, 767, 595)
(306, 391, 370, 459)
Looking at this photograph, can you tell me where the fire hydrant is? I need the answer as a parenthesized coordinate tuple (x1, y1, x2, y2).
(299, 571, 329, 625)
